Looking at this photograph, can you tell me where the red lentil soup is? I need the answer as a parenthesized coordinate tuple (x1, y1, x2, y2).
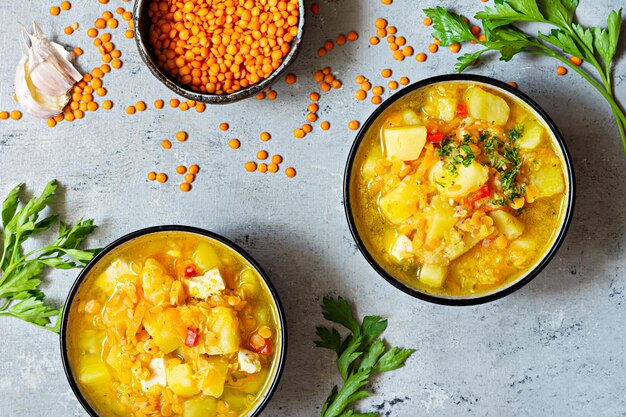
(66, 231, 282, 417)
(350, 81, 569, 297)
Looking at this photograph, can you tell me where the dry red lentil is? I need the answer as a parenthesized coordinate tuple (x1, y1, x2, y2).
(147, 0, 300, 95)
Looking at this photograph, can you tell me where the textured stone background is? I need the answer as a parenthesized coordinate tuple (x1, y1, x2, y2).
(1, 0, 625, 416)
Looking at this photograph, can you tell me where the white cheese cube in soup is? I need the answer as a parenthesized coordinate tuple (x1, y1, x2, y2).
(141, 358, 167, 391)
(186, 268, 226, 299)
(238, 349, 262, 374)
(389, 234, 414, 261)
(383, 125, 427, 161)
(464, 86, 510, 126)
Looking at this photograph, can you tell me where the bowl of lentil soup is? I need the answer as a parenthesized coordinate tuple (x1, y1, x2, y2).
(344, 74, 575, 305)
(61, 226, 286, 417)
(133, 0, 304, 104)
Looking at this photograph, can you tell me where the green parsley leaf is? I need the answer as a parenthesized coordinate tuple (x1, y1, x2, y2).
(423, 7, 475, 46)
(0, 181, 98, 333)
(316, 297, 415, 417)
(538, 0, 577, 27)
(321, 296, 361, 336)
(315, 326, 344, 355)
(374, 347, 417, 373)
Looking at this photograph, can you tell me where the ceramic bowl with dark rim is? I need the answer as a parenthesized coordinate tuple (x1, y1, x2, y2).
(133, 0, 305, 104)
(60, 225, 287, 417)
(344, 74, 575, 306)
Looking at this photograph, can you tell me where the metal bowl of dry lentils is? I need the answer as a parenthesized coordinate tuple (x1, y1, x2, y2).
(133, 0, 304, 104)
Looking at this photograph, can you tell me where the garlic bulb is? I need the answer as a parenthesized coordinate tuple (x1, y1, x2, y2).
(14, 22, 82, 119)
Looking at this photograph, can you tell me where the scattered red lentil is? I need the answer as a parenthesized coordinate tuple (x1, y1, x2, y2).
(348, 120, 360, 130)
(268, 163, 279, 173)
(347, 31, 358, 41)
(256, 150, 269, 160)
(271, 155, 283, 164)
(285, 167, 296, 178)
(416, 53, 427, 62)
(258, 163, 268, 173)
(369, 37, 380, 45)
(556, 66, 568, 75)
(50, 6, 61, 16)
(569, 56, 583, 66)
(286, 73, 297, 84)
(156, 173, 168, 183)
(245, 162, 257, 172)
(161, 139, 172, 149)
(189, 165, 200, 174)
(399, 77, 409, 85)
(507, 81, 519, 88)
(184, 173, 195, 183)
(179, 183, 191, 192)
(423, 17, 433, 26)
(320, 121, 330, 130)
(175, 131, 188, 142)
(260, 132, 271, 142)
(228, 139, 240, 149)
(449, 43, 461, 53)
(147, 172, 157, 181)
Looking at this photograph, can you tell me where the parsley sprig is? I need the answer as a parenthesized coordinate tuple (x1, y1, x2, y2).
(0, 181, 99, 333)
(424, 1, 626, 155)
(315, 296, 415, 417)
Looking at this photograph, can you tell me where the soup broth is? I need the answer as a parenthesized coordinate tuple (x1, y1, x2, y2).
(350, 82, 568, 297)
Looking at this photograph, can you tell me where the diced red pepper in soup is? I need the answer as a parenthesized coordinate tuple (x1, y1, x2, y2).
(426, 130, 444, 143)
(184, 328, 200, 347)
(467, 184, 490, 205)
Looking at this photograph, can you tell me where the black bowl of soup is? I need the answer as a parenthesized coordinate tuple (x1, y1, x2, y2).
(344, 74, 575, 305)
(60, 225, 287, 417)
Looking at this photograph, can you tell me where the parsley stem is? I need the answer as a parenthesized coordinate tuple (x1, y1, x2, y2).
(532, 47, 626, 153)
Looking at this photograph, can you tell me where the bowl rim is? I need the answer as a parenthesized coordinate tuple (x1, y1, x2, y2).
(59, 225, 288, 417)
(343, 73, 576, 306)
(132, 0, 305, 104)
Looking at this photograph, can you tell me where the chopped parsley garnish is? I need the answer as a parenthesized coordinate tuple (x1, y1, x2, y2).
(507, 124, 525, 145)
(436, 134, 477, 176)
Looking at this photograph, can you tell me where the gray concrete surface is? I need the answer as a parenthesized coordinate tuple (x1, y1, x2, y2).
(1, 0, 625, 416)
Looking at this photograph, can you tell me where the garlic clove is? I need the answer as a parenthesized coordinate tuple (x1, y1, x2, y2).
(26, 23, 82, 96)
(15, 55, 68, 119)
